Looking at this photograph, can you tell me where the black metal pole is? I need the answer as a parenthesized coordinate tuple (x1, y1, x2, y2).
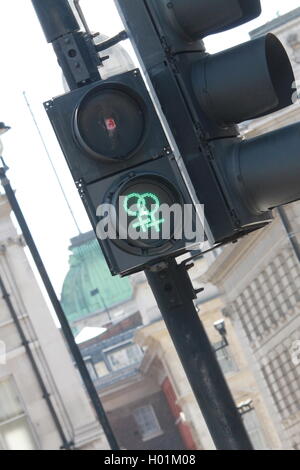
(31, 0, 101, 91)
(31, 0, 80, 43)
(0, 165, 119, 451)
(145, 259, 253, 450)
(0, 275, 72, 449)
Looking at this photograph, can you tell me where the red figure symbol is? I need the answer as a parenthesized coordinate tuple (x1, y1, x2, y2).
(105, 118, 117, 131)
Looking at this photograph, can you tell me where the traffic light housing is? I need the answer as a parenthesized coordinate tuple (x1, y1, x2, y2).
(45, 70, 170, 185)
(45, 69, 199, 275)
(33, 0, 300, 277)
(116, 0, 300, 245)
(141, 0, 262, 52)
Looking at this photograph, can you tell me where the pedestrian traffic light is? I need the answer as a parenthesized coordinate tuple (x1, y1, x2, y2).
(31, 0, 203, 277)
(116, 0, 300, 245)
(33, 0, 300, 278)
(44, 62, 198, 276)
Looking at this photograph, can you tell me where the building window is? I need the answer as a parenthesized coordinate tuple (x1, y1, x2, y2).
(0, 377, 36, 450)
(94, 361, 109, 378)
(133, 405, 162, 441)
(242, 410, 266, 450)
(215, 346, 237, 375)
(261, 331, 300, 421)
(106, 343, 143, 371)
(232, 246, 300, 344)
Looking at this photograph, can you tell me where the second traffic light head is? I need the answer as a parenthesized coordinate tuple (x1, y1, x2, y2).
(192, 33, 295, 128)
(214, 123, 300, 224)
(129, 0, 262, 54)
(162, 0, 262, 41)
(235, 123, 300, 214)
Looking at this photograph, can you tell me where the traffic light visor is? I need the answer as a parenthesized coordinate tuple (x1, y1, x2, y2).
(237, 123, 300, 213)
(163, 0, 261, 40)
(192, 34, 295, 125)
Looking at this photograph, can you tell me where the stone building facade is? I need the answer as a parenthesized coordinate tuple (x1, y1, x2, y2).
(203, 7, 300, 450)
(0, 195, 108, 450)
(78, 313, 186, 450)
(61, 231, 280, 449)
(135, 290, 281, 450)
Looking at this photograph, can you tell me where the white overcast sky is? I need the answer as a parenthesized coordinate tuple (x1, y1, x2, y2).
(0, 0, 300, 297)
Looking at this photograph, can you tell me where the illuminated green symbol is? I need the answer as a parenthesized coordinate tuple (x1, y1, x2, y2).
(123, 192, 165, 233)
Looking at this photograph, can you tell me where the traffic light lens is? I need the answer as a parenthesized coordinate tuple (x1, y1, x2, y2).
(112, 175, 183, 254)
(74, 84, 147, 162)
(123, 192, 165, 234)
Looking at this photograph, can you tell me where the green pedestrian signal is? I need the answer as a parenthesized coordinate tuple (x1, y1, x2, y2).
(123, 192, 165, 233)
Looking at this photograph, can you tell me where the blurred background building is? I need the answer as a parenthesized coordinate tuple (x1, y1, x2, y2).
(0, 195, 108, 450)
(203, 7, 300, 450)
(61, 231, 280, 449)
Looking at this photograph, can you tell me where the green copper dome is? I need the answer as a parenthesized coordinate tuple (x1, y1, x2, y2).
(61, 232, 133, 325)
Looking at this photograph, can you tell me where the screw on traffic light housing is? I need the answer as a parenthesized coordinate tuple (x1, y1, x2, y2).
(116, 0, 300, 245)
